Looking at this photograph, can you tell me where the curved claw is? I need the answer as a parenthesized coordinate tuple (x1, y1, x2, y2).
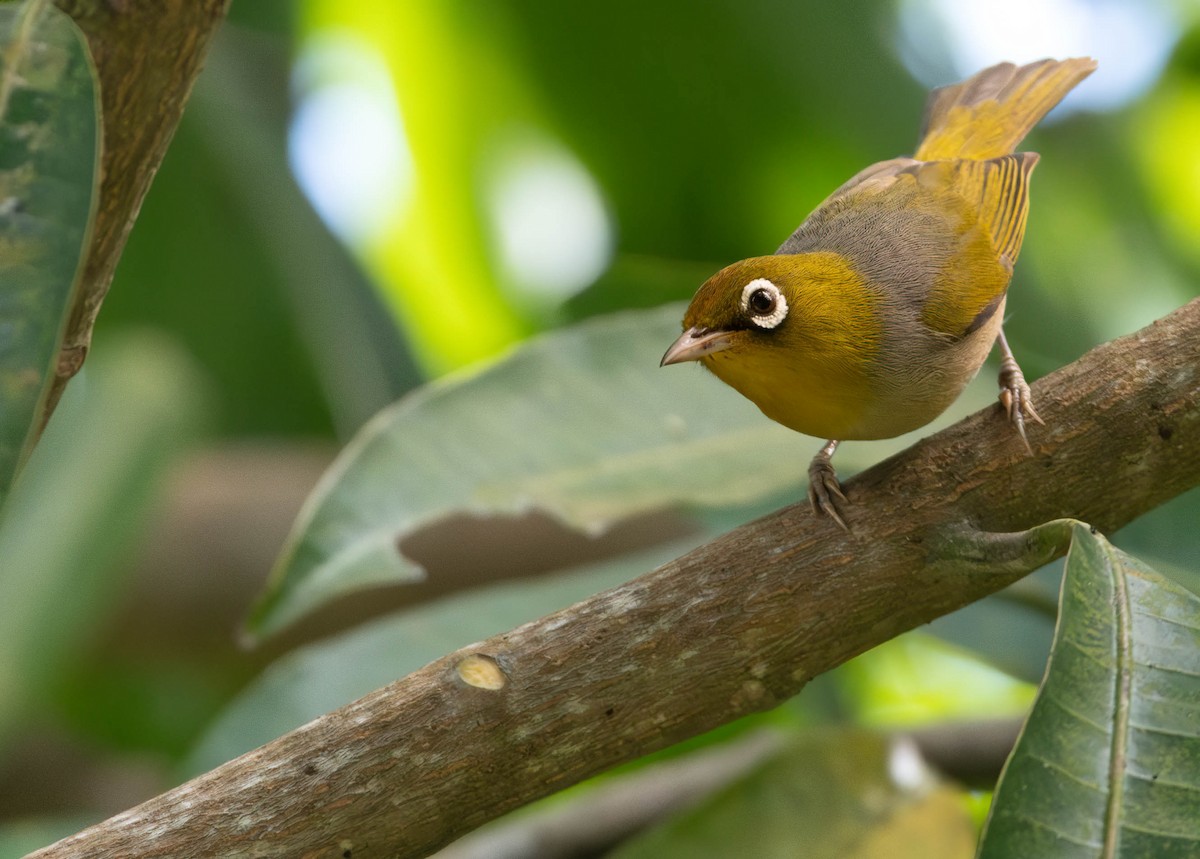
(997, 332, 1044, 455)
(808, 444, 849, 531)
(999, 369, 1043, 454)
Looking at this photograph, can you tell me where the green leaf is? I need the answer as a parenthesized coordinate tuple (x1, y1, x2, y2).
(611, 730, 975, 859)
(0, 334, 206, 749)
(978, 525, 1200, 857)
(248, 304, 796, 638)
(251, 303, 999, 639)
(0, 0, 100, 504)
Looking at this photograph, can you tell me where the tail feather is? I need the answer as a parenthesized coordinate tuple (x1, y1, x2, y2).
(914, 57, 1096, 161)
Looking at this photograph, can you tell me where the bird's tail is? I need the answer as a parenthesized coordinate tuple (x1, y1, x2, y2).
(914, 57, 1096, 161)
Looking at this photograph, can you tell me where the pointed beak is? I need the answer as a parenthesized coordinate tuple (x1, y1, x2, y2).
(660, 326, 735, 366)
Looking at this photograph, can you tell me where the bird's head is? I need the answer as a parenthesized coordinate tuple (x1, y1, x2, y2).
(660, 252, 882, 439)
(661, 255, 824, 368)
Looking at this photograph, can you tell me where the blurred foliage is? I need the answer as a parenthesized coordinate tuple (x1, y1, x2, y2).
(86, 0, 1200, 443)
(0, 333, 206, 748)
(838, 635, 1036, 728)
(612, 730, 977, 859)
(0, 817, 93, 859)
(2, 0, 1199, 855)
(95, 12, 416, 440)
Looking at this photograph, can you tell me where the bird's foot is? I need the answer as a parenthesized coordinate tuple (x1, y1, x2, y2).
(807, 440, 849, 530)
(998, 353, 1044, 453)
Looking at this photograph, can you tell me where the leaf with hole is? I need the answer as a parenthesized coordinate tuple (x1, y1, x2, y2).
(248, 304, 801, 639)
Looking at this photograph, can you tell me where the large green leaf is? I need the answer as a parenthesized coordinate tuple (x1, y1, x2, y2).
(248, 304, 787, 637)
(251, 302, 998, 639)
(978, 525, 1200, 857)
(0, 334, 205, 749)
(611, 730, 975, 859)
(0, 0, 99, 504)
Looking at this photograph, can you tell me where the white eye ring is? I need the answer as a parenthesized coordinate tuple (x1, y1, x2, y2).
(740, 278, 788, 329)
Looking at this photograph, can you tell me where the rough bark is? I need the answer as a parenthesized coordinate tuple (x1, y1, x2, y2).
(39, 0, 230, 426)
(28, 298, 1200, 859)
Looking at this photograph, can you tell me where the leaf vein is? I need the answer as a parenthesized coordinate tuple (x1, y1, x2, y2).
(1131, 611, 1200, 634)
(1126, 771, 1200, 791)
(1120, 821, 1200, 840)
(1127, 721, 1200, 740)
(1043, 689, 1109, 734)
(1136, 662, 1200, 680)
(1006, 811, 1103, 848)
(1024, 750, 1103, 790)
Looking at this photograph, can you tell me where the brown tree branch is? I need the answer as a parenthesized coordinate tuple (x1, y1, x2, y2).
(29, 299, 1200, 858)
(39, 0, 229, 427)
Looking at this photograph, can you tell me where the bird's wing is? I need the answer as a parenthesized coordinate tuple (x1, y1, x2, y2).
(779, 152, 1036, 263)
(777, 153, 1036, 339)
(909, 153, 1040, 268)
(906, 154, 1038, 337)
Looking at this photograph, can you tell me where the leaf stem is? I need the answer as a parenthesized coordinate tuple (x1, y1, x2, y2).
(1102, 536, 1133, 856)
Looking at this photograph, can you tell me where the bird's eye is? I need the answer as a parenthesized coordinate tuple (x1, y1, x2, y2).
(739, 278, 788, 329)
(749, 289, 774, 314)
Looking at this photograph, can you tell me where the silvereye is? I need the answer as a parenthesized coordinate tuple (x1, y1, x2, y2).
(662, 57, 1096, 528)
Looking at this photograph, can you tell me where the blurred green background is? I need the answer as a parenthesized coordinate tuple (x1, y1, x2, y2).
(2, 0, 1198, 852)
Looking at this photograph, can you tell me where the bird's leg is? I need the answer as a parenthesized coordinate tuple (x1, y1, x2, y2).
(807, 439, 849, 530)
(995, 327, 1044, 453)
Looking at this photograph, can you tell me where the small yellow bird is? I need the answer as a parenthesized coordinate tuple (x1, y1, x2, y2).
(661, 58, 1096, 528)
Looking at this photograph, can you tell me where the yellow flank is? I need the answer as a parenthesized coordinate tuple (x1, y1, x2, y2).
(920, 229, 1007, 338)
